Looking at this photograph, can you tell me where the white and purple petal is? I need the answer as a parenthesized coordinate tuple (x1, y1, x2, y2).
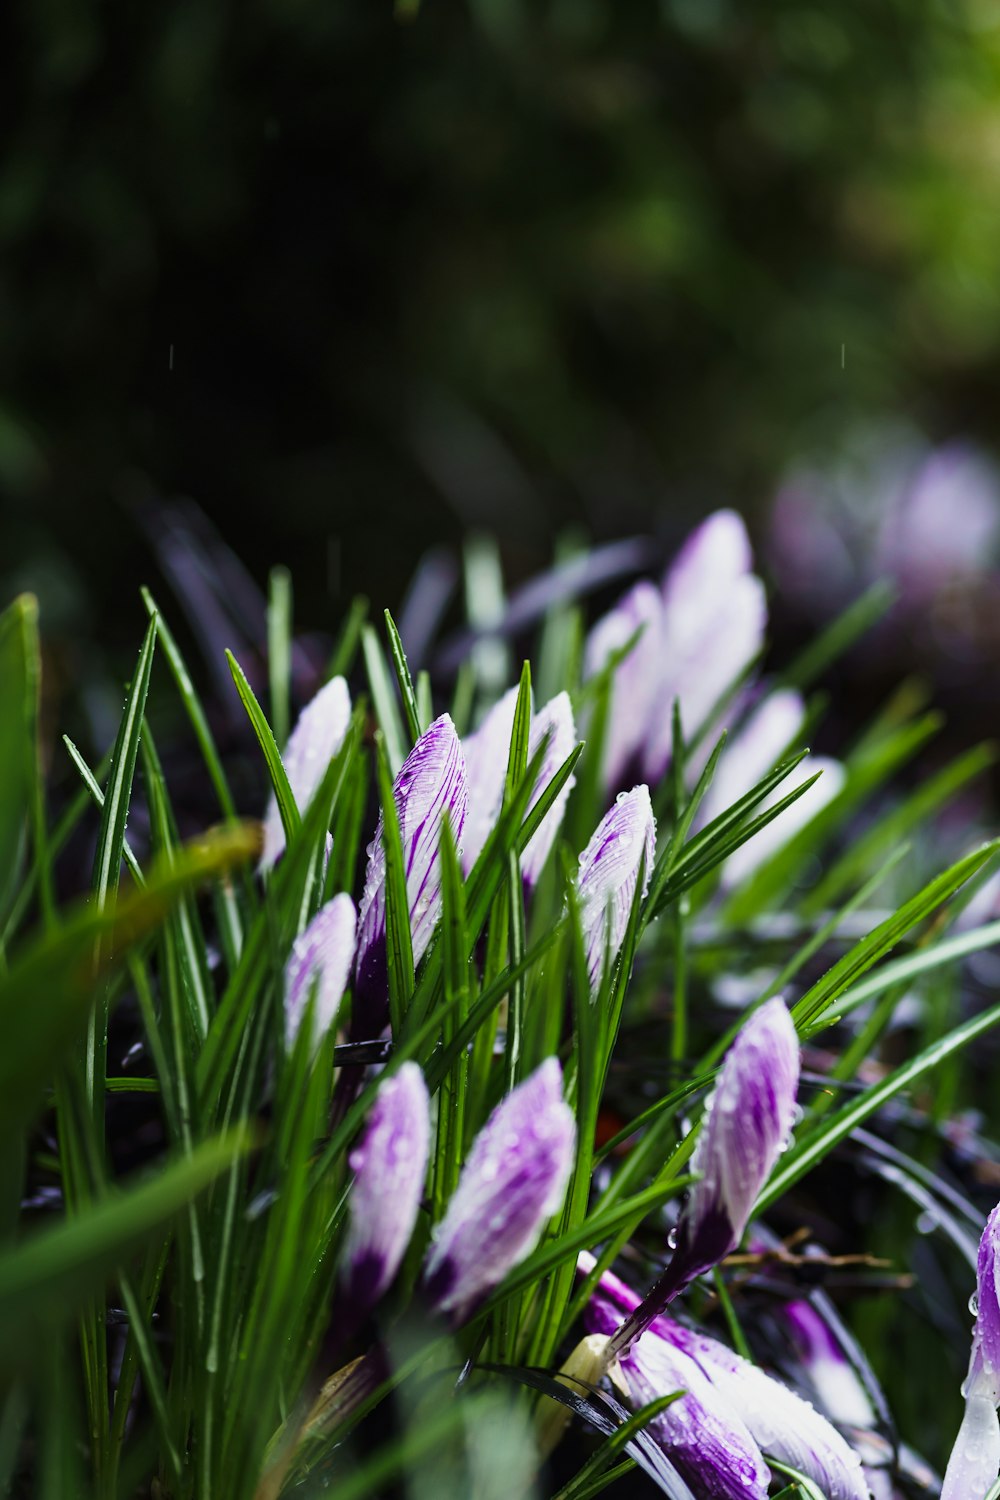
(341, 1062, 431, 1311)
(283, 892, 357, 1051)
(522, 691, 577, 887)
(780, 1299, 877, 1430)
(942, 1201, 1000, 1498)
(698, 689, 806, 830)
(422, 1058, 574, 1325)
(577, 786, 656, 994)
(354, 714, 468, 1013)
(261, 675, 352, 870)
(586, 1288, 769, 1500)
(583, 581, 663, 791)
(720, 754, 846, 888)
(461, 686, 521, 876)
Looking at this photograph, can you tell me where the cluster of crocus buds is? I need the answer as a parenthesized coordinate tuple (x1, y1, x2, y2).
(585, 510, 766, 789)
(607, 996, 801, 1357)
(942, 1200, 1000, 1500)
(338, 1058, 575, 1332)
(586, 1263, 868, 1500)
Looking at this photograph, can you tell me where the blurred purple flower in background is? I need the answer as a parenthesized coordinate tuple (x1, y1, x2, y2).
(422, 1058, 575, 1325)
(283, 892, 357, 1051)
(577, 785, 656, 992)
(341, 1063, 431, 1312)
(354, 714, 468, 1014)
(942, 1200, 1000, 1500)
(260, 674, 352, 869)
(584, 511, 767, 794)
(608, 997, 800, 1354)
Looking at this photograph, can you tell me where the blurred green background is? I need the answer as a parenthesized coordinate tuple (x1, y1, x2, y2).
(4, 0, 1000, 643)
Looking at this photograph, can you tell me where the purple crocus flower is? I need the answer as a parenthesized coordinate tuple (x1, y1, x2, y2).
(644, 511, 767, 782)
(588, 1263, 866, 1500)
(608, 997, 800, 1354)
(577, 786, 656, 993)
(461, 688, 576, 883)
(942, 1201, 1000, 1500)
(283, 892, 357, 1051)
(583, 581, 663, 792)
(522, 690, 576, 888)
(720, 753, 846, 889)
(354, 714, 468, 1014)
(586, 1286, 770, 1500)
(698, 689, 805, 830)
(461, 685, 520, 876)
(422, 1058, 575, 1325)
(340, 1063, 431, 1313)
(261, 675, 352, 870)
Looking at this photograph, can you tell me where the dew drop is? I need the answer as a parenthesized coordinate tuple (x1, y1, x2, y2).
(970, 1291, 980, 1317)
(667, 1226, 679, 1250)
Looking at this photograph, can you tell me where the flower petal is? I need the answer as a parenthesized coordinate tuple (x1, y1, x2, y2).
(422, 1058, 575, 1325)
(341, 1062, 431, 1311)
(261, 676, 352, 870)
(461, 686, 521, 876)
(354, 714, 468, 1014)
(522, 691, 577, 887)
(283, 892, 357, 1051)
(583, 581, 663, 791)
(577, 785, 656, 993)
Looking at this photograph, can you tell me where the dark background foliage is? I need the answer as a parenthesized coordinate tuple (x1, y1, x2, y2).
(5, 0, 1000, 649)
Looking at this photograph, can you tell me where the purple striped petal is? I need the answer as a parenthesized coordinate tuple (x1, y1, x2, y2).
(583, 581, 663, 791)
(461, 686, 521, 876)
(780, 1300, 877, 1429)
(698, 689, 805, 829)
(721, 754, 846, 888)
(354, 715, 468, 1014)
(522, 691, 577, 888)
(341, 1062, 430, 1311)
(644, 512, 766, 781)
(261, 675, 352, 870)
(942, 1202, 1000, 1498)
(577, 786, 656, 993)
(283, 892, 357, 1051)
(586, 1291, 769, 1500)
(607, 998, 799, 1356)
(422, 1058, 575, 1325)
(677, 996, 800, 1282)
(674, 1325, 868, 1500)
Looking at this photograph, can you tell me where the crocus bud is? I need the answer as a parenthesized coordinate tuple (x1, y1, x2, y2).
(942, 1201, 1000, 1500)
(340, 1063, 430, 1312)
(461, 686, 520, 876)
(607, 997, 799, 1355)
(261, 675, 352, 870)
(586, 1284, 770, 1500)
(645, 511, 767, 782)
(354, 714, 468, 1014)
(583, 581, 663, 791)
(522, 690, 576, 888)
(422, 1058, 575, 1325)
(283, 892, 357, 1051)
(577, 786, 656, 994)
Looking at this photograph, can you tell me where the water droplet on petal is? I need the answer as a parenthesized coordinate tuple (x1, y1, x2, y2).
(970, 1291, 980, 1317)
(667, 1225, 679, 1250)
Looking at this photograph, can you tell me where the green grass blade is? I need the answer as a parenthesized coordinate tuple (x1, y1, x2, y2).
(267, 564, 293, 749)
(226, 647, 299, 846)
(384, 609, 422, 746)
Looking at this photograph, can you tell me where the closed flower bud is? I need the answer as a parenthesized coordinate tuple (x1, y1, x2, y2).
(354, 714, 468, 1014)
(583, 581, 663, 792)
(577, 786, 656, 994)
(422, 1058, 575, 1325)
(341, 1063, 430, 1312)
(608, 997, 800, 1354)
(522, 690, 576, 888)
(261, 675, 352, 870)
(283, 892, 357, 1051)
